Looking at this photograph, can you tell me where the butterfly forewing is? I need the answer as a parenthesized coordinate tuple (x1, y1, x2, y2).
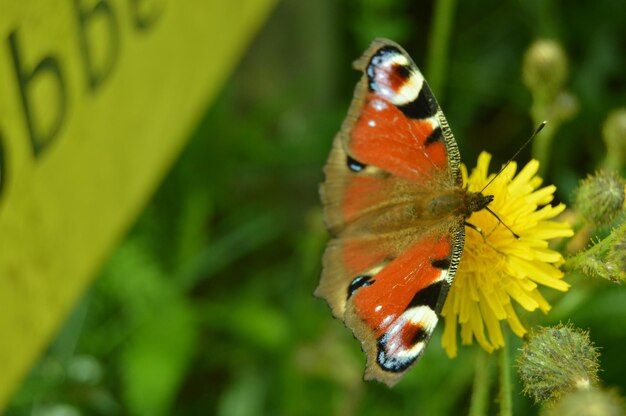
(316, 38, 467, 386)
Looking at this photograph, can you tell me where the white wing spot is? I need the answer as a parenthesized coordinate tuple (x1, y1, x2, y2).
(379, 86, 394, 100)
(368, 120, 376, 127)
(380, 314, 395, 328)
(371, 99, 388, 111)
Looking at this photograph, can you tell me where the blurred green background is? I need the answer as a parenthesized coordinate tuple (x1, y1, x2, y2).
(7, 0, 626, 415)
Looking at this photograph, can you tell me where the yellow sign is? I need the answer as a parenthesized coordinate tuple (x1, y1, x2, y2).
(0, 0, 276, 407)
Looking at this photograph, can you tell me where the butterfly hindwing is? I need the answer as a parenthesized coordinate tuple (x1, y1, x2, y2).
(318, 217, 463, 385)
(345, 228, 461, 386)
(316, 38, 467, 385)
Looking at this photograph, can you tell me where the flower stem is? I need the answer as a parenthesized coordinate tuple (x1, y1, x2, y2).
(498, 336, 513, 416)
(469, 349, 493, 416)
(426, 0, 457, 97)
(530, 112, 556, 177)
(563, 221, 626, 282)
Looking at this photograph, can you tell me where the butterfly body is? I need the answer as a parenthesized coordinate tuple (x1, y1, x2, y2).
(315, 39, 492, 386)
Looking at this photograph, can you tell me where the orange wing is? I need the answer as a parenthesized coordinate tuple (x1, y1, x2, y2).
(316, 39, 465, 386)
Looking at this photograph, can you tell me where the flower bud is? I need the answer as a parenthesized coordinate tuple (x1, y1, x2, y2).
(517, 325, 600, 404)
(523, 40, 568, 97)
(574, 171, 625, 226)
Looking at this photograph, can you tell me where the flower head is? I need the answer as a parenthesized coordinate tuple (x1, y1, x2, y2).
(441, 152, 574, 357)
(523, 39, 568, 97)
(517, 324, 600, 404)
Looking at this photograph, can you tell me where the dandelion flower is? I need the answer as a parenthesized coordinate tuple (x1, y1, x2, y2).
(441, 152, 574, 357)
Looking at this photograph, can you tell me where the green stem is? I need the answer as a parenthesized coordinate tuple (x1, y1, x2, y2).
(469, 349, 493, 416)
(498, 336, 513, 416)
(602, 149, 624, 172)
(530, 99, 558, 177)
(562, 222, 626, 281)
(563, 233, 609, 272)
(426, 0, 458, 97)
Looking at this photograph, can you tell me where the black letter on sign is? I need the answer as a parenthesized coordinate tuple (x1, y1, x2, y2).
(8, 31, 67, 158)
(73, 0, 120, 91)
(129, 0, 164, 31)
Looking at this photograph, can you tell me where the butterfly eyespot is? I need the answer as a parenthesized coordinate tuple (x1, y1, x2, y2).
(376, 305, 438, 372)
(367, 46, 413, 95)
(368, 48, 400, 74)
(346, 156, 366, 172)
(410, 326, 428, 344)
(393, 64, 412, 81)
(377, 334, 421, 372)
(347, 275, 374, 299)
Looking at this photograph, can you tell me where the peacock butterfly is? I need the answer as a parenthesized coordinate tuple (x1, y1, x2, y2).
(315, 38, 493, 386)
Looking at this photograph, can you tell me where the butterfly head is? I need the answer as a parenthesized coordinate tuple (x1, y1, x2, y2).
(466, 193, 521, 239)
(465, 192, 494, 218)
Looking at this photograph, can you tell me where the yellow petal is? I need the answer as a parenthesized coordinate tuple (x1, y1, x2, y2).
(509, 257, 570, 291)
(479, 292, 505, 347)
(481, 286, 508, 319)
(504, 302, 527, 337)
(508, 159, 539, 193)
(525, 185, 556, 205)
(528, 289, 552, 313)
(503, 277, 540, 311)
(442, 315, 459, 358)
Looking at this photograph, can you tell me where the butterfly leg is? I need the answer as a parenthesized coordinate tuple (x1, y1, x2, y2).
(465, 221, 487, 243)
(465, 221, 511, 257)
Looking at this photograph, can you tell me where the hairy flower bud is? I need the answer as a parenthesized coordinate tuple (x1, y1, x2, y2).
(575, 171, 625, 226)
(517, 325, 600, 404)
(523, 40, 568, 97)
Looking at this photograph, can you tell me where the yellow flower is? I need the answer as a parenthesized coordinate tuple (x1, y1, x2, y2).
(441, 152, 574, 357)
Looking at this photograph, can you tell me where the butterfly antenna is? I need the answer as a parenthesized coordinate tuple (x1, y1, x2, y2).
(479, 121, 547, 194)
(485, 206, 520, 239)
(479, 122, 546, 240)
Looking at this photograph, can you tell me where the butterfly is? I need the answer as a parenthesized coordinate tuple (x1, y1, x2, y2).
(315, 38, 494, 386)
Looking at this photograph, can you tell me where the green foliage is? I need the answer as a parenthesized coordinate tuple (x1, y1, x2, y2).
(8, 0, 626, 415)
